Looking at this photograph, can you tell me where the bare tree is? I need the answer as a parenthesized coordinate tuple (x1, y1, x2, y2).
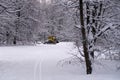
(0, 0, 40, 45)
(79, 0, 92, 74)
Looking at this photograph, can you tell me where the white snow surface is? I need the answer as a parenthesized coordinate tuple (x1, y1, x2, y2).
(0, 42, 120, 80)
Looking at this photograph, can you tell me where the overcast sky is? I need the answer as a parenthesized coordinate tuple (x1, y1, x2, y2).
(38, 0, 51, 3)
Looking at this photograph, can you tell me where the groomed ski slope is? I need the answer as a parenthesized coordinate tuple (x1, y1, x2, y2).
(0, 42, 120, 80)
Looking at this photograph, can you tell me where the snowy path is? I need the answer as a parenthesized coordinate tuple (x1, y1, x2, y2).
(0, 42, 120, 80)
(0, 43, 75, 80)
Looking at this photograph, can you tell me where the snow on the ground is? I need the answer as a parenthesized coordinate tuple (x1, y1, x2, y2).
(0, 42, 120, 80)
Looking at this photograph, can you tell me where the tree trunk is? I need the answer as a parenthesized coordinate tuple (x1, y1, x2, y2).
(79, 0, 92, 74)
(86, 1, 95, 59)
(6, 31, 9, 45)
(13, 7, 21, 45)
(13, 37, 16, 45)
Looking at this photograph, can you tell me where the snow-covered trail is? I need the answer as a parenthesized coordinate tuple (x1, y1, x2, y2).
(0, 42, 120, 80)
(0, 42, 75, 80)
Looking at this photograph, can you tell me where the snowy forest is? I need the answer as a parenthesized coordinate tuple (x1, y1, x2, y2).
(0, 0, 120, 46)
(0, 0, 120, 80)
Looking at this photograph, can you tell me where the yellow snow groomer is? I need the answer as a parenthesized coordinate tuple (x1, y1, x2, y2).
(44, 36, 58, 44)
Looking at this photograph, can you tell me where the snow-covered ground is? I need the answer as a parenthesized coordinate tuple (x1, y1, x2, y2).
(0, 42, 120, 80)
